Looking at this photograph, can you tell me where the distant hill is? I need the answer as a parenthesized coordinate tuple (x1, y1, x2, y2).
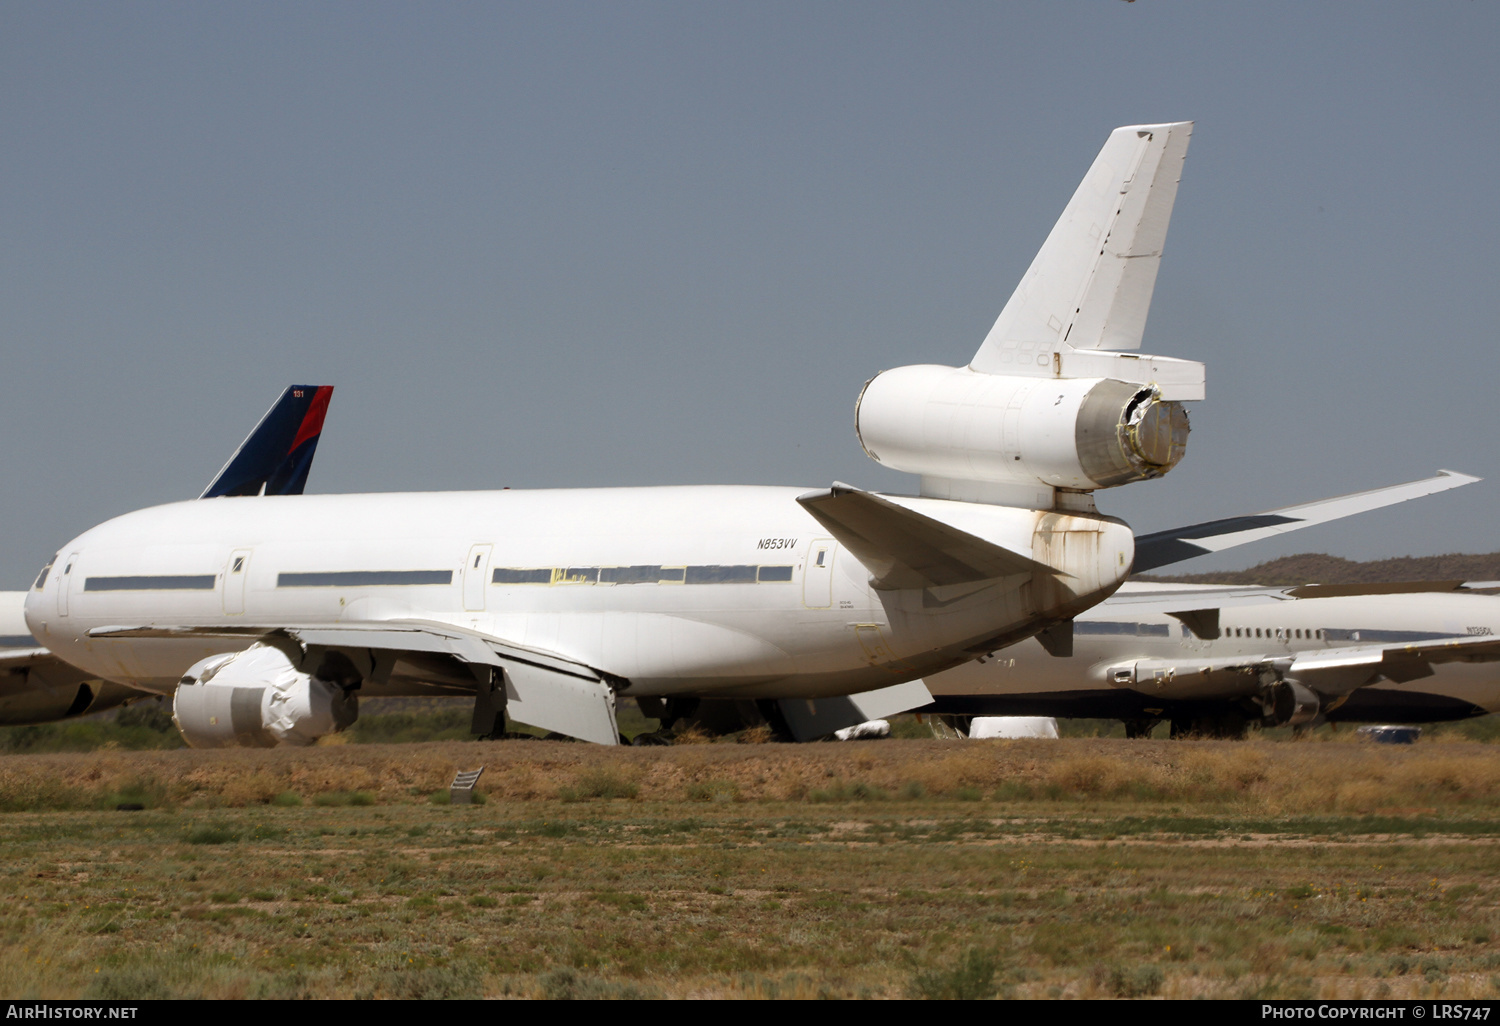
(1137, 552, 1500, 586)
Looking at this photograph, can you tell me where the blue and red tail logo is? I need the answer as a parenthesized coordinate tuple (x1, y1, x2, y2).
(201, 385, 334, 498)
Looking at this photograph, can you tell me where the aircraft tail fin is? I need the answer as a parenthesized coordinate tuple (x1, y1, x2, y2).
(201, 386, 334, 498)
(971, 122, 1192, 374)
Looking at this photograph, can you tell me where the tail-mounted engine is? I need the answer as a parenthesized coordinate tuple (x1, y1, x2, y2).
(172, 642, 358, 748)
(855, 365, 1189, 492)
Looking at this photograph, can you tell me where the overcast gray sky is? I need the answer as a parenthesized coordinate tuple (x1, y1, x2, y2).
(3, 2, 1497, 588)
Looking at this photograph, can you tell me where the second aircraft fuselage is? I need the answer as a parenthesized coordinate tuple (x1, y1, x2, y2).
(928, 585, 1500, 719)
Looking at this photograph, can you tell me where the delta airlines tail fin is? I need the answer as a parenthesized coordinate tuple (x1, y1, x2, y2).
(971, 122, 1193, 372)
(201, 386, 334, 498)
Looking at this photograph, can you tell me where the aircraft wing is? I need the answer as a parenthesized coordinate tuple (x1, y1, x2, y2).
(0, 647, 54, 671)
(0, 647, 148, 724)
(1287, 633, 1500, 680)
(796, 482, 1052, 589)
(87, 619, 622, 745)
(1133, 469, 1481, 573)
(1123, 631, 1500, 703)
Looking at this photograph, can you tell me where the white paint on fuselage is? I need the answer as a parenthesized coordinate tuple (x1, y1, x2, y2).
(26, 486, 1133, 701)
(929, 584, 1500, 712)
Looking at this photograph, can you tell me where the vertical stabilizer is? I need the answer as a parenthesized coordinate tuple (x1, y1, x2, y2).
(971, 122, 1192, 374)
(201, 386, 334, 498)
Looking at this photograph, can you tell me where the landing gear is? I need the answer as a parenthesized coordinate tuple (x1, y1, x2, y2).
(470, 668, 506, 740)
(1169, 708, 1249, 740)
(1123, 717, 1161, 739)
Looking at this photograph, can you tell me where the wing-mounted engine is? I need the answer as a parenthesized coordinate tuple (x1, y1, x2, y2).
(172, 642, 358, 748)
(859, 122, 1203, 509)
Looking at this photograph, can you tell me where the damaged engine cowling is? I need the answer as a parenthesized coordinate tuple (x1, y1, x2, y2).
(172, 643, 358, 748)
(855, 364, 1189, 490)
(1258, 675, 1320, 728)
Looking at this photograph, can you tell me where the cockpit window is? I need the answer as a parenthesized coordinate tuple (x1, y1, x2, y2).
(33, 555, 56, 591)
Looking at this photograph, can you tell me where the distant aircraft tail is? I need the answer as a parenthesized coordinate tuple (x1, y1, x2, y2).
(200, 386, 334, 498)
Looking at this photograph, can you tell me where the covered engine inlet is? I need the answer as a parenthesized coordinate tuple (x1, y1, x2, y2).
(172, 643, 358, 748)
(854, 364, 1189, 491)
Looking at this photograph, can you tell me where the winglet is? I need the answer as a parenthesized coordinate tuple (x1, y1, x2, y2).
(201, 386, 334, 498)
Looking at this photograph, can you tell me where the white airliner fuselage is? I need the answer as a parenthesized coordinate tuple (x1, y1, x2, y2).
(26, 486, 1131, 702)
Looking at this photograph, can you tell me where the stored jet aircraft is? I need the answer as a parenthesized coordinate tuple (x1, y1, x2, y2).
(644, 470, 1480, 739)
(0, 386, 336, 726)
(25, 122, 1215, 747)
(925, 575, 1500, 738)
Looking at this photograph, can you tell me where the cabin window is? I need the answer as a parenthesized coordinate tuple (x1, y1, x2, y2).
(85, 575, 217, 591)
(685, 565, 758, 585)
(492, 568, 552, 585)
(599, 565, 663, 585)
(277, 570, 452, 587)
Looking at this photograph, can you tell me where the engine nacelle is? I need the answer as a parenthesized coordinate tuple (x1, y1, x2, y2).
(172, 643, 358, 748)
(854, 364, 1189, 491)
(1259, 676, 1320, 728)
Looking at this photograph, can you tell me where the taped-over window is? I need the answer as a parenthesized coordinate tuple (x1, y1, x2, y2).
(85, 575, 217, 592)
(492, 568, 553, 585)
(1075, 621, 1170, 637)
(277, 570, 453, 588)
(489, 564, 792, 586)
(685, 565, 758, 584)
(600, 565, 669, 584)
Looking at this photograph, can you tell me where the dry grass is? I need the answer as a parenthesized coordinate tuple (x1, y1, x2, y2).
(3, 737, 1500, 814)
(3, 738, 1500, 999)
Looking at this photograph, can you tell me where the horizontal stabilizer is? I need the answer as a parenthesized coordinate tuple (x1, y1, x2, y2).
(972, 122, 1193, 375)
(202, 386, 334, 498)
(1133, 470, 1481, 573)
(796, 483, 1049, 590)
